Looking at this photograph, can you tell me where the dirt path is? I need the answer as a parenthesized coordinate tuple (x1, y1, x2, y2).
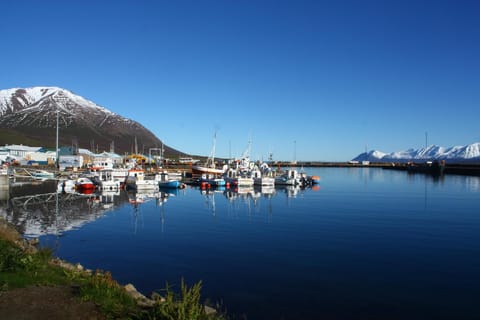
(0, 285, 106, 320)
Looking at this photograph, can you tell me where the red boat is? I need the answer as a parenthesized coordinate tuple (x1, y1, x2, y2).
(75, 177, 96, 192)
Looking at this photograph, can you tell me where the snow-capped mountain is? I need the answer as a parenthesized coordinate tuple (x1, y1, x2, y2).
(0, 86, 179, 155)
(353, 143, 480, 163)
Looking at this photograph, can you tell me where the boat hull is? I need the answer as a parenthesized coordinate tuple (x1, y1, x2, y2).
(192, 165, 224, 175)
(158, 180, 182, 188)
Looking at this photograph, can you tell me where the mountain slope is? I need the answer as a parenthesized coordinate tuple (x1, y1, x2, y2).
(353, 143, 480, 163)
(0, 87, 182, 156)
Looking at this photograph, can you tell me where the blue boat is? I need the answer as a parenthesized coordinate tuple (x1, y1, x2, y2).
(199, 173, 226, 187)
(157, 171, 184, 189)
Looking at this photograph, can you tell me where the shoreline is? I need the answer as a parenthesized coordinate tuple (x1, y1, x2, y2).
(0, 217, 219, 319)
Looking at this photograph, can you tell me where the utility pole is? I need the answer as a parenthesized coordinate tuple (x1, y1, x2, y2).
(53, 93, 67, 172)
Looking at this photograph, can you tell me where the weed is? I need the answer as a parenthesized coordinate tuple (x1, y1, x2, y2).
(153, 279, 224, 320)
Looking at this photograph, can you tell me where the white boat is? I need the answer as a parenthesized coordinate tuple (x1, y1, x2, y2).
(251, 168, 275, 186)
(192, 165, 224, 176)
(125, 168, 159, 191)
(94, 169, 121, 191)
(224, 168, 254, 187)
(31, 170, 55, 180)
(88, 167, 129, 184)
(274, 169, 300, 186)
(192, 132, 225, 176)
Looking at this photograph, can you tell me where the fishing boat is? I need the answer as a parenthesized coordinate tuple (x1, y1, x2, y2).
(274, 169, 300, 186)
(75, 177, 96, 192)
(199, 173, 226, 187)
(157, 171, 184, 189)
(31, 170, 55, 180)
(125, 168, 159, 191)
(94, 169, 121, 191)
(192, 164, 224, 176)
(192, 132, 225, 176)
(297, 170, 321, 187)
(251, 168, 275, 186)
(224, 168, 254, 187)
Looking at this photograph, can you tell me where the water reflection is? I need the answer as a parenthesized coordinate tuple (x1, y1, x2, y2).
(2, 190, 126, 238)
(2, 179, 321, 238)
(0, 181, 129, 238)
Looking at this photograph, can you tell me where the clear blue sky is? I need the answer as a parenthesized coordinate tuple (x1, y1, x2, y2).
(1, 0, 479, 161)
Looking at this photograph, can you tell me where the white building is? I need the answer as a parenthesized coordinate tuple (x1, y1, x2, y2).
(2, 144, 44, 158)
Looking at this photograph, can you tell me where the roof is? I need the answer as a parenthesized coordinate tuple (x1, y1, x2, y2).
(2, 144, 44, 152)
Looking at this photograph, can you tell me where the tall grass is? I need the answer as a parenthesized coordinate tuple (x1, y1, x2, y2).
(152, 279, 225, 320)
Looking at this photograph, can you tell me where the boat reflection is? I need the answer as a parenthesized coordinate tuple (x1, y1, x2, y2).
(2, 190, 126, 238)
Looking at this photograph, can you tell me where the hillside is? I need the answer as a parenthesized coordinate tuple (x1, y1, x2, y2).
(0, 87, 184, 157)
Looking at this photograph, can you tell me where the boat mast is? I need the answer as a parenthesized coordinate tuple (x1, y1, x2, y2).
(209, 131, 216, 168)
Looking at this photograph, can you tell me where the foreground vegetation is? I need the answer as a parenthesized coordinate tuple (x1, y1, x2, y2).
(0, 221, 225, 320)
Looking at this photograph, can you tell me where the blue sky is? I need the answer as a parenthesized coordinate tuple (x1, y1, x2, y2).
(1, 0, 479, 161)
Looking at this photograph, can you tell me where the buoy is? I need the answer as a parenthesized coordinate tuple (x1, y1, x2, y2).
(226, 182, 230, 189)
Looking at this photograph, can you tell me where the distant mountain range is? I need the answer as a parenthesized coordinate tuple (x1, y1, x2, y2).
(352, 143, 480, 163)
(0, 87, 183, 157)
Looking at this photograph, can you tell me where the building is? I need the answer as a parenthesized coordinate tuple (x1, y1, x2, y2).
(1, 144, 45, 158)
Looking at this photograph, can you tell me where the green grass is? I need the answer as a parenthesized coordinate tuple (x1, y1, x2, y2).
(153, 279, 224, 320)
(0, 239, 68, 289)
(77, 270, 140, 319)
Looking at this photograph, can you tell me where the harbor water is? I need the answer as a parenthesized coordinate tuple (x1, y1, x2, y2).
(2, 167, 480, 319)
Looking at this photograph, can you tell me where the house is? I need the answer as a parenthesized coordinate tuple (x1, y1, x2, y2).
(2, 144, 45, 158)
(97, 151, 123, 166)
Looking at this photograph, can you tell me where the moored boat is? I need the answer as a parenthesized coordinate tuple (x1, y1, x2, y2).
(75, 177, 96, 192)
(157, 171, 185, 189)
(192, 165, 224, 176)
(274, 169, 300, 186)
(192, 131, 225, 176)
(224, 168, 254, 187)
(31, 170, 55, 180)
(94, 169, 121, 191)
(251, 168, 275, 186)
(125, 168, 159, 191)
(199, 173, 226, 188)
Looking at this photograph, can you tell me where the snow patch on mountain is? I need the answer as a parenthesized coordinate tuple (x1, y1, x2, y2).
(353, 143, 480, 163)
(0, 86, 115, 116)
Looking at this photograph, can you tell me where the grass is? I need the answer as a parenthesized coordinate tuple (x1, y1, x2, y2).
(0, 234, 227, 320)
(153, 279, 224, 320)
(0, 239, 68, 289)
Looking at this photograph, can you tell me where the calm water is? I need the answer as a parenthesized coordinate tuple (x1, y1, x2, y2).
(7, 168, 480, 319)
